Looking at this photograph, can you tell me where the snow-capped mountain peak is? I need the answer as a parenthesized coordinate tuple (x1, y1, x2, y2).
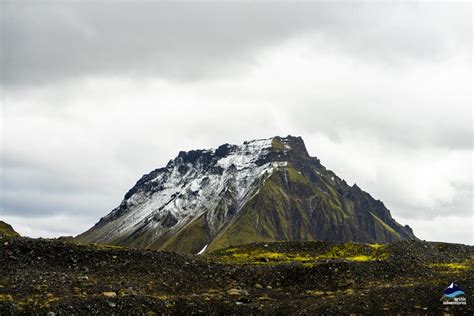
(80, 136, 296, 244)
(77, 135, 416, 254)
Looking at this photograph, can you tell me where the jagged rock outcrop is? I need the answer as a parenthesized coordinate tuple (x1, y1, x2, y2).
(76, 136, 417, 253)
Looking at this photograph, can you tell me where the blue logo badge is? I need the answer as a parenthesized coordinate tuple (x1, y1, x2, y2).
(443, 282, 465, 299)
(441, 282, 467, 305)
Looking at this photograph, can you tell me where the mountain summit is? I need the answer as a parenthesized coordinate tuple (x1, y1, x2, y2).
(77, 136, 416, 253)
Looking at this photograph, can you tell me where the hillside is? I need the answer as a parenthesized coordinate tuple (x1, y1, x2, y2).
(0, 238, 472, 314)
(76, 136, 416, 253)
(0, 221, 20, 238)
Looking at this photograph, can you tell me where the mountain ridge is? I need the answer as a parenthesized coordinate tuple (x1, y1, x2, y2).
(76, 136, 416, 253)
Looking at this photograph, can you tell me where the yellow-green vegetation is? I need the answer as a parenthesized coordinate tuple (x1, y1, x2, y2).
(149, 293, 170, 301)
(306, 288, 354, 297)
(214, 242, 390, 265)
(257, 294, 273, 301)
(0, 294, 13, 301)
(370, 213, 400, 238)
(317, 243, 389, 261)
(14, 294, 59, 310)
(0, 221, 20, 238)
(287, 165, 309, 185)
(157, 214, 210, 254)
(88, 244, 125, 250)
(271, 138, 286, 151)
(196, 289, 225, 301)
(306, 290, 326, 296)
(217, 249, 313, 265)
(207, 172, 311, 251)
(429, 262, 471, 270)
(344, 255, 372, 262)
(369, 244, 384, 249)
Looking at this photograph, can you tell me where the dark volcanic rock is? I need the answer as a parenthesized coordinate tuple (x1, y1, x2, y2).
(0, 238, 472, 315)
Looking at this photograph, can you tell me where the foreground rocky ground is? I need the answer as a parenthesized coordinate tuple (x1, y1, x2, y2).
(0, 237, 472, 315)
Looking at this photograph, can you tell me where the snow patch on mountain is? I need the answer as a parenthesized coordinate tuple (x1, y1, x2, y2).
(89, 137, 287, 243)
(217, 138, 272, 170)
(197, 244, 208, 255)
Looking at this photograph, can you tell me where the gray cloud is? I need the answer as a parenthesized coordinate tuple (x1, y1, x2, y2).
(1, 2, 470, 88)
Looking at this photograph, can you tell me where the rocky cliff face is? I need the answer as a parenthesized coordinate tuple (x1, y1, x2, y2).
(76, 136, 416, 253)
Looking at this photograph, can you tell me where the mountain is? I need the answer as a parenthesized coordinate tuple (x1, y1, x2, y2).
(0, 221, 20, 238)
(76, 136, 416, 253)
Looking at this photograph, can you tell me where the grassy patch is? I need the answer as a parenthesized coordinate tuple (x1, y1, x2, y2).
(301, 262, 315, 268)
(257, 294, 273, 301)
(15, 294, 59, 310)
(369, 244, 384, 249)
(306, 288, 354, 297)
(89, 244, 125, 250)
(0, 294, 13, 301)
(370, 213, 400, 238)
(287, 165, 309, 185)
(149, 293, 170, 301)
(216, 250, 313, 265)
(429, 263, 471, 270)
(224, 247, 239, 254)
(346, 255, 373, 262)
(0, 221, 20, 238)
(214, 243, 390, 265)
(159, 213, 210, 253)
(272, 138, 286, 151)
(317, 243, 389, 261)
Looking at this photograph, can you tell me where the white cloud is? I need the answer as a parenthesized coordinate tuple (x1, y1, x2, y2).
(397, 215, 473, 245)
(304, 133, 472, 218)
(2, 214, 93, 238)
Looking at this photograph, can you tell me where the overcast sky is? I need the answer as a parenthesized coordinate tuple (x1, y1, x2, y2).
(1, 2, 472, 244)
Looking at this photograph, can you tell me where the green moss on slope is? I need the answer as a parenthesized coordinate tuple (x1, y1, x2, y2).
(158, 214, 210, 254)
(370, 212, 401, 241)
(271, 138, 286, 151)
(207, 163, 410, 252)
(317, 243, 389, 261)
(212, 242, 390, 265)
(208, 171, 318, 251)
(287, 165, 309, 185)
(0, 221, 20, 238)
